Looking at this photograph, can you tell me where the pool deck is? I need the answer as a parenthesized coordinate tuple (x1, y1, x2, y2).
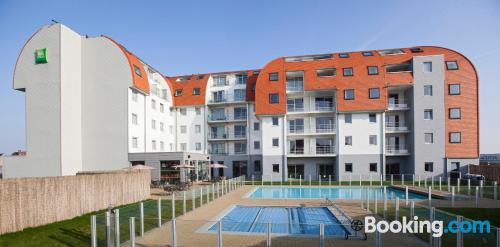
(131, 185, 428, 247)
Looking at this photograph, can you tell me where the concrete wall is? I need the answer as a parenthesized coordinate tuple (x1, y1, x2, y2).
(0, 170, 150, 234)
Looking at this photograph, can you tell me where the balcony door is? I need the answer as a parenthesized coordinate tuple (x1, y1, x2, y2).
(387, 136, 400, 149)
(213, 91, 224, 102)
(287, 164, 304, 179)
(288, 119, 304, 133)
(389, 94, 399, 105)
(386, 114, 400, 127)
(289, 139, 304, 154)
(318, 164, 335, 180)
(233, 161, 248, 178)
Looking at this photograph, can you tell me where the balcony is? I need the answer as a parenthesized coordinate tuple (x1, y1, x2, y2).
(286, 102, 335, 114)
(208, 132, 247, 141)
(208, 150, 228, 156)
(286, 80, 304, 93)
(387, 99, 410, 111)
(288, 146, 336, 157)
(288, 124, 336, 135)
(386, 145, 410, 156)
(208, 93, 246, 105)
(385, 122, 410, 133)
(208, 114, 247, 123)
(314, 102, 335, 112)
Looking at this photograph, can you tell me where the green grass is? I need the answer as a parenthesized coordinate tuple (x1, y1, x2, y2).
(438, 208, 500, 227)
(0, 191, 216, 247)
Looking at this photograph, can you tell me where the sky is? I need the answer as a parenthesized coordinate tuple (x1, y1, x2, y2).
(0, 0, 500, 154)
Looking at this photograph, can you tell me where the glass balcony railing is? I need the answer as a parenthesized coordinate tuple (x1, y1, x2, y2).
(288, 124, 336, 134)
(387, 99, 410, 110)
(288, 146, 336, 155)
(386, 145, 410, 155)
(286, 80, 304, 92)
(385, 122, 410, 132)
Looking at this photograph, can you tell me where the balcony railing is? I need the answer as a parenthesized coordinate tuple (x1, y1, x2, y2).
(208, 132, 247, 140)
(288, 146, 336, 156)
(234, 149, 247, 155)
(387, 99, 410, 110)
(286, 80, 304, 92)
(208, 93, 246, 104)
(208, 150, 228, 155)
(386, 145, 410, 155)
(287, 104, 305, 112)
(385, 122, 410, 132)
(315, 102, 335, 112)
(286, 103, 335, 113)
(208, 114, 247, 122)
(288, 124, 336, 135)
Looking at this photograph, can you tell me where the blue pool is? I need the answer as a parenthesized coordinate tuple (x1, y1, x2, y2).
(247, 186, 427, 200)
(209, 206, 348, 236)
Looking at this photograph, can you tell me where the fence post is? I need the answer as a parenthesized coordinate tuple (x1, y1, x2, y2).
(207, 186, 210, 203)
(468, 179, 471, 195)
(91, 215, 97, 247)
(329, 175, 331, 186)
(418, 175, 421, 187)
(374, 191, 378, 214)
(217, 182, 220, 198)
(494, 181, 498, 200)
(395, 197, 399, 221)
(425, 177, 427, 188)
(252, 175, 254, 186)
(309, 175, 312, 186)
(261, 176, 264, 186)
(157, 198, 162, 227)
(270, 175, 273, 186)
(431, 176, 434, 189)
(447, 177, 451, 192)
(172, 193, 176, 219)
(192, 189, 196, 210)
(457, 216, 462, 247)
(402, 174, 405, 186)
(266, 222, 272, 247)
(139, 203, 144, 237)
(413, 174, 415, 187)
(475, 186, 479, 208)
(380, 174, 383, 186)
(129, 217, 135, 247)
(452, 186, 455, 208)
(359, 174, 362, 186)
(430, 207, 435, 246)
(319, 223, 324, 247)
(183, 191, 186, 215)
(391, 174, 393, 185)
(171, 219, 177, 247)
(480, 180, 484, 198)
(375, 228, 381, 247)
(200, 187, 203, 205)
(300, 175, 302, 187)
(217, 221, 222, 247)
(457, 178, 460, 193)
(439, 177, 442, 191)
(212, 184, 215, 201)
(360, 188, 365, 210)
(428, 187, 432, 208)
(366, 188, 370, 211)
(370, 174, 373, 187)
(114, 209, 120, 247)
(410, 201, 415, 219)
(106, 211, 111, 247)
(383, 190, 387, 220)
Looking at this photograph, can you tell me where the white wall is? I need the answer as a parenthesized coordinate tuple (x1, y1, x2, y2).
(338, 113, 384, 155)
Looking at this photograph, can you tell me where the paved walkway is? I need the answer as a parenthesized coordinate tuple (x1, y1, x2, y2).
(130, 186, 427, 247)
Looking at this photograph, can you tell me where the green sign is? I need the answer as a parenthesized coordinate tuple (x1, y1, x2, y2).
(35, 48, 47, 64)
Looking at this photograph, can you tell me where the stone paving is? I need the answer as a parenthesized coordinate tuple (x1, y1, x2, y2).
(130, 185, 428, 247)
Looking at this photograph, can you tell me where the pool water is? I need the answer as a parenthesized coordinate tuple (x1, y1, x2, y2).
(248, 186, 427, 200)
(209, 206, 348, 236)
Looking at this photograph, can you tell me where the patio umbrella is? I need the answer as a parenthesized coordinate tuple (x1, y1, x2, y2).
(208, 163, 227, 168)
(122, 165, 155, 170)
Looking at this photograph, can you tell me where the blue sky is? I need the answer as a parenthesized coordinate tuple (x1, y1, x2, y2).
(0, 0, 499, 154)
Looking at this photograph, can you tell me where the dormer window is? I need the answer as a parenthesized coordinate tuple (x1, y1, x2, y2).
(175, 89, 183, 96)
(362, 51, 373, 56)
(193, 88, 200, 95)
(339, 53, 349, 58)
(133, 65, 142, 77)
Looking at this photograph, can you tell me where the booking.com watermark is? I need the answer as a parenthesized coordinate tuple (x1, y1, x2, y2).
(364, 216, 491, 237)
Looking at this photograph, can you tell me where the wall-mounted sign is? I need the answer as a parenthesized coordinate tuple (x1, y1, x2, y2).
(35, 48, 48, 64)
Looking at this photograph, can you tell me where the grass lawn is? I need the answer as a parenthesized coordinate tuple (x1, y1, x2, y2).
(438, 207, 500, 227)
(0, 195, 204, 247)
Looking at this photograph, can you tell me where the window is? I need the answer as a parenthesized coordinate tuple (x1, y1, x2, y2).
(253, 70, 260, 75)
(425, 133, 434, 144)
(269, 93, 279, 104)
(254, 141, 260, 150)
(272, 138, 279, 147)
(236, 74, 248, 84)
(369, 163, 377, 172)
(369, 88, 380, 99)
(367, 66, 379, 75)
(369, 135, 377, 145)
(272, 164, 280, 173)
(132, 137, 138, 148)
(254, 122, 260, 131)
(345, 163, 353, 172)
(410, 47, 423, 53)
(234, 143, 246, 154)
(197, 75, 204, 80)
(131, 113, 138, 125)
(213, 75, 227, 86)
(285, 54, 332, 62)
(343, 67, 353, 76)
(369, 114, 376, 123)
(424, 85, 433, 96)
(339, 53, 349, 58)
(269, 72, 279, 81)
(386, 62, 412, 72)
(160, 122, 164, 131)
(193, 87, 200, 95)
(180, 108, 187, 116)
(180, 143, 187, 151)
(272, 117, 279, 126)
(159, 103, 164, 113)
(132, 91, 138, 102)
(316, 68, 336, 77)
(180, 125, 187, 133)
(345, 114, 352, 124)
(133, 65, 142, 77)
(195, 143, 201, 151)
(160, 141, 164, 151)
(424, 109, 433, 120)
(449, 108, 461, 119)
(195, 125, 201, 133)
(378, 49, 404, 56)
(362, 51, 373, 56)
(345, 136, 352, 146)
(152, 140, 157, 150)
(287, 98, 304, 112)
(170, 143, 173, 151)
(234, 89, 246, 101)
(446, 61, 459, 70)
(195, 107, 201, 115)
(175, 89, 183, 96)
(423, 62, 432, 72)
(425, 162, 434, 172)
(449, 84, 461, 95)
(254, 160, 261, 172)
(151, 99, 156, 110)
(344, 89, 355, 100)
(234, 125, 246, 138)
(450, 132, 461, 143)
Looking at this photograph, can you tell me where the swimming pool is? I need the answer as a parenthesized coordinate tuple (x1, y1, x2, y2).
(247, 186, 427, 200)
(208, 205, 349, 236)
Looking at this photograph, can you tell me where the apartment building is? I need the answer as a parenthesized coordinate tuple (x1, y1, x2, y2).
(4, 23, 479, 181)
